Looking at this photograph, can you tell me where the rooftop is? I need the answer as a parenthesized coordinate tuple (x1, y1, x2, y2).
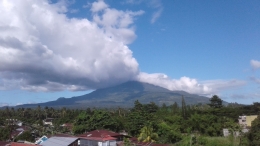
(77, 130, 121, 138)
(0, 141, 9, 146)
(41, 137, 78, 146)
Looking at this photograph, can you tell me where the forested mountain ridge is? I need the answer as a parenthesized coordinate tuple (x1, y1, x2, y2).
(16, 81, 215, 108)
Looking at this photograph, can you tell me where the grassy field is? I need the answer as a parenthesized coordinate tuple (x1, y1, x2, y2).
(173, 135, 241, 146)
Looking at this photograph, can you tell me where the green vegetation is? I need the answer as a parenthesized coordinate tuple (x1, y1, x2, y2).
(174, 135, 240, 146)
(247, 114, 260, 146)
(138, 125, 158, 142)
(14, 131, 34, 142)
(0, 127, 10, 141)
(209, 95, 223, 108)
(0, 95, 259, 145)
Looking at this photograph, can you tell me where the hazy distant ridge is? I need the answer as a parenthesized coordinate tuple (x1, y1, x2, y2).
(16, 81, 212, 108)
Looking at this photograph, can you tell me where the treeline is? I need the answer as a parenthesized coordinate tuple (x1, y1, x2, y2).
(0, 95, 260, 145)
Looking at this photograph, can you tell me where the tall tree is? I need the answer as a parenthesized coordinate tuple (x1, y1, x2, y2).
(171, 102, 179, 114)
(209, 95, 223, 108)
(35, 105, 42, 119)
(181, 96, 187, 119)
(133, 100, 143, 112)
(73, 110, 119, 134)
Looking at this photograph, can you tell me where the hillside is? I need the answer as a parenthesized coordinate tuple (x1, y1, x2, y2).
(16, 81, 212, 108)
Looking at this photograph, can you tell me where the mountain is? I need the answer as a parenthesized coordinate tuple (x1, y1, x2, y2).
(16, 81, 212, 108)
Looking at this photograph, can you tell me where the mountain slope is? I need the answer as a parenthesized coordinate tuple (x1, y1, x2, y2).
(16, 81, 212, 108)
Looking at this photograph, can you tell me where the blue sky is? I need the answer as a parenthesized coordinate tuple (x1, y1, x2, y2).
(0, 0, 260, 106)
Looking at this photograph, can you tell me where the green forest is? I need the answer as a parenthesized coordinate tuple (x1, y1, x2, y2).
(0, 95, 260, 146)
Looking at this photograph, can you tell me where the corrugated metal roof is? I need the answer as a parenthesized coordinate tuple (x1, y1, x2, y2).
(41, 137, 78, 146)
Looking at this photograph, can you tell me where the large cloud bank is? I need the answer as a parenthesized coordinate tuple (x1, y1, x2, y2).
(136, 72, 245, 95)
(0, 0, 142, 91)
(0, 0, 244, 95)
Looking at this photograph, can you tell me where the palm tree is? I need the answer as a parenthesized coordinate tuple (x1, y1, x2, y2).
(10, 108, 15, 117)
(4, 107, 10, 117)
(138, 126, 158, 142)
(61, 107, 67, 118)
(35, 105, 42, 119)
(44, 106, 49, 119)
(21, 108, 25, 117)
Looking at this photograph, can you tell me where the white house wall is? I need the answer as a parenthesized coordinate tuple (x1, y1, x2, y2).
(79, 139, 116, 146)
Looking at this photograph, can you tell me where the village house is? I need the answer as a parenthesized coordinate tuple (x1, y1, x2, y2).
(5, 119, 22, 126)
(223, 115, 258, 137)
(77, 130, 127, 146)
(42, 118, 54, 126)
(238, 115, 258, 128)
(41, 130, 170, 146)
(40, 137, 79, 146)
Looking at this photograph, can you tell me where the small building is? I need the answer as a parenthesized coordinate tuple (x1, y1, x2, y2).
(238, 115, 257, 128)
(238, 116, 247, 128)
(40, 137, 79, 146)
(222, 129, 239, 137)
(223, 115, 258, 137)
(223, 129, 230, 137)
(237, 115, 258, 135)
(245, 115, 258, 127)
(79, 136, 117, 146)
(77, 130, 129, 146)
(43, 118, 54, 126)
(6, 119, 22, 126)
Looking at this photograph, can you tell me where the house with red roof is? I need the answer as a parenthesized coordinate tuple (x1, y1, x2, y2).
(43, 130, 170, 146)
(77, 130, 130, 146)
(0, 141, 9, 146)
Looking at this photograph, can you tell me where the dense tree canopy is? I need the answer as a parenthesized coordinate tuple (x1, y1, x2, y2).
(138, 126, 158, 142)
(209, 95, 223, 108)
(0, 97, 259, 145)
(247, 115, 260, 146)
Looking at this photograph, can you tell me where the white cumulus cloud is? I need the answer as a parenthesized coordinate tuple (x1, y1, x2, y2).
(91, 0, 108, 12)
(136, 72, 246, 95)
(0, 0, 246, 96)
(0, 0, 142, 91)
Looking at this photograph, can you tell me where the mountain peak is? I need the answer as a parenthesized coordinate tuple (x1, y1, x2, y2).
(15, 81, 212, 108)
(98, 81, 171, 93)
